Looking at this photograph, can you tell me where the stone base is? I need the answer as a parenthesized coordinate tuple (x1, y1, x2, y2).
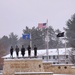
(3, 58, 48, 75)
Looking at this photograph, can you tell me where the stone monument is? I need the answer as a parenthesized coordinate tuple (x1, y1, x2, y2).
(3, 58, 53, 75)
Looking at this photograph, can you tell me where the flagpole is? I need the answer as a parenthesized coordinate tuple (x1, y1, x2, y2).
(57, 37, 59, 64)
(56, 32, 65, 64)
(64, 32, 67, 64)
(46, 19, 49, 61)
(30, 33, 32, 50)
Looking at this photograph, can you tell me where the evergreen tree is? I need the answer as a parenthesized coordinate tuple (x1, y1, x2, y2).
(55, 29, 65, 48)
(64, 14, 75, 64)
(31, 27, 45, 49)
(21, 26, 64, 49)
(22, 26, 31, 48)
(9, 32, 18, 47)
(48, 26, 56, 48)
(65, 14, 75, 48)
(0, 36, 9, 54)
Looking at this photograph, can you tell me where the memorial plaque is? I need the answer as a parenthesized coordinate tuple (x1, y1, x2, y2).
(10, 63, 29, 68)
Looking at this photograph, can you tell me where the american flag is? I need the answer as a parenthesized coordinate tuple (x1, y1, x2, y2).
(38, 23, 46, 29)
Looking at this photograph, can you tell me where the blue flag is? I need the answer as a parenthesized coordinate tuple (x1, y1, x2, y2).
(22, 34, 30, 39)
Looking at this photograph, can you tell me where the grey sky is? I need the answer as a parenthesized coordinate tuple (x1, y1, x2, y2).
(0, 0, 75, 38)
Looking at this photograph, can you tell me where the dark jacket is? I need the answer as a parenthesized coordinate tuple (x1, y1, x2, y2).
(21, 47, 25, 56)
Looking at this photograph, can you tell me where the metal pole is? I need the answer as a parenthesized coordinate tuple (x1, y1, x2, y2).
(46, 29, 49, 61)
(30, 33, 32, 50)
(64, 33, 67, 64)
(46, 19, 49, 61)
(57, 37, 59, 64)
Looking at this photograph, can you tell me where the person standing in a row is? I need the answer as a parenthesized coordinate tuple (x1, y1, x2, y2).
(10, 45, 37, 58)
(10, 46, 14, 57)
(34, 45, 37, 57)
(21, 45, 25, 57)
(27, 45, 31, 57)
(15, 45, 19, 58)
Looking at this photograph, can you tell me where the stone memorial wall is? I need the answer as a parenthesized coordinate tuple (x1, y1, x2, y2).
(3, 58, 53, 75)
(43, 62, 75, 74)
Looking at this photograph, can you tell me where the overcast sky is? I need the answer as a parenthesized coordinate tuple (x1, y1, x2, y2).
(0, 0, 75, 38)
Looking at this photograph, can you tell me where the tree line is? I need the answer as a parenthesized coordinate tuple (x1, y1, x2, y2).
(0, 13, 75, 64)
(0, 26, 64, 57)
(1, 13, 75, 58)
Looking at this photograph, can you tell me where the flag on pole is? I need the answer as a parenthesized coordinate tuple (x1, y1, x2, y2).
(56, 32, 64, 37)
(22, 34, 30, 39)
(38, 23, 46, 29)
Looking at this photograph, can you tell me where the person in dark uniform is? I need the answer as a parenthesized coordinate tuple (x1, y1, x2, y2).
(10, 46, 14, 58)
(21, 45, 25, 57)
(27, 45, 31, 57)
(34, 45, 37, 57)
(15, 45, 19, 58)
